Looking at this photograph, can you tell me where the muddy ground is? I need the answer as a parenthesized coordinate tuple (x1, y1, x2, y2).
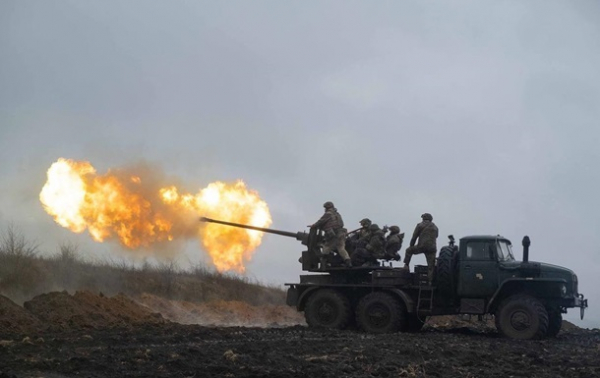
(1, 292, 599, 378)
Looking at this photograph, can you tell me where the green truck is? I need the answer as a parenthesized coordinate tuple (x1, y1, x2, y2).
(200, 217, 588, 340)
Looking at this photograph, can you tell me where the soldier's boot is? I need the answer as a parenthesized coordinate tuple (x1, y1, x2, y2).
(343, 259, 352, 268)
(402, 263, 410, 271)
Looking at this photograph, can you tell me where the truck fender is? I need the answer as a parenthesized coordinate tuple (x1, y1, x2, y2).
(486, 277, 567, 313)
(385, 288, 416, 313)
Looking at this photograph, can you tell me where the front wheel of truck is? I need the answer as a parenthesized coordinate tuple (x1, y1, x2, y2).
(546, 307, 562, 337)
(496, 295, 549, 340)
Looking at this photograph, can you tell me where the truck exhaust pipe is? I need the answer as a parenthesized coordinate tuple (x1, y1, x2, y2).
(522, 235, 530, 262)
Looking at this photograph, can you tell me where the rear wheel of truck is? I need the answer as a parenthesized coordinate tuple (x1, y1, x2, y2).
(356, 292, 405, 333)
(495, 295, 549, 340)
(305, 289, 351, 330)
(546, 307, 563, 337)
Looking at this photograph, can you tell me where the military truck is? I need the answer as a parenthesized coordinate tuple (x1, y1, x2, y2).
(199, 217, 587, 340)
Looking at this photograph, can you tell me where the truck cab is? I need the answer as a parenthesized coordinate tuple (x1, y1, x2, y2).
(437, 235, 587, 339)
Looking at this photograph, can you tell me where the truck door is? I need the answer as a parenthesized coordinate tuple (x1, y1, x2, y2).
(457, 240, 499, 298)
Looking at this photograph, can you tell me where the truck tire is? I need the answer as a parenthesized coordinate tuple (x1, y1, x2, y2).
(305, 289, 351, 330)
(405, 313, 426, 332)
(495, 295, 549, 340)
(435, 246, 455, 296)
(546, 307, 562, 337)
(356, 292, 405, 333)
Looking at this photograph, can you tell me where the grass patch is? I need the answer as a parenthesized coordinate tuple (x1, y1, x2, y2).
(0, 225, 286, 306)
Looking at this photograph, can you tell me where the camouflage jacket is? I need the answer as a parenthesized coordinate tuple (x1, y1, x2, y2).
(313, 208, 344, 233)
(357, 227, 370, 243)
(366, 230, 386, 256)
(385, 232, 404, 254)
(409, 220, 438, 250)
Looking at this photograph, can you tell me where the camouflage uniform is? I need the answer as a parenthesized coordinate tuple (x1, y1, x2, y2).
(404, 213, 438, 282)
(384, 226, 403, 261)
(357, 222, 371, 241)
(366, 225, 386, 259)
(312, 202, 351, 266)
(351, 224, 385, 266)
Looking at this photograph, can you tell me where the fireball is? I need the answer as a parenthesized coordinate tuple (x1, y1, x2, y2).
(39, 158, 272, 272)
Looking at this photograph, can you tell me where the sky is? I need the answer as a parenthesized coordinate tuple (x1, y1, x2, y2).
(1, 1, 599, 327)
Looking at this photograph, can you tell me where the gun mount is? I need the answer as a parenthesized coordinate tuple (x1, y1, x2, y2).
(199, 217, 324, 271)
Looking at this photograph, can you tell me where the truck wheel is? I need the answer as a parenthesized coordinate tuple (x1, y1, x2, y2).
(546, 307, 562, 337)
(305, 289, 351, 330)
(356, 292, 405, 333)
(405, 313, 426, 332)
(435, 246, 455, 296)
(496, 295, 549, 340)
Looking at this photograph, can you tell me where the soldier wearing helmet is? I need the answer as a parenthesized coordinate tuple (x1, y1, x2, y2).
(358, 218, 372, 239)
(309, 201, 351, 267)
(384, 225, 404, 261)
(403, 213, 439, 283)
(366, 224, 386, 259)
(351, 224, 386, 266)
(345, 217, 373, 254)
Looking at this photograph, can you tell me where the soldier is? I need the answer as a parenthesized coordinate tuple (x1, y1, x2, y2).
(346, 218, 372, 253)
(309, 201, 352, 267)
(403, 213, 439, 283)
(384, 225, 403, 261)
(366, 224, 386, 260)
(351, 224, 385, 266)
(357, 218, 372, 240)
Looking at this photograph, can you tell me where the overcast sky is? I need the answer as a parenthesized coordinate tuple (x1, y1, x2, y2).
(1, 1, 599, 327)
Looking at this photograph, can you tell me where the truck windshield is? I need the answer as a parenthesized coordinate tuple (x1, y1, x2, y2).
(497, 241, 515, 262)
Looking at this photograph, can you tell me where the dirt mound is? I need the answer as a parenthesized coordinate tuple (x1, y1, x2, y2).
(137, 293, 304, 327)
(23, 291, 165, 330)
(561, 319, 582, 332)
(0, 295, 43, 335)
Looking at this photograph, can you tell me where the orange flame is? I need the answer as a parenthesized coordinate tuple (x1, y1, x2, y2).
(39, 158, 272, 272)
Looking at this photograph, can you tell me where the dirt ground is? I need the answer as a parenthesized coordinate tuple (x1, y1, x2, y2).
(0, 292, 598, 378)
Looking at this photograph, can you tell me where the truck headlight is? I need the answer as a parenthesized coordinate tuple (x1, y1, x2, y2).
(561, 284, 567, 296)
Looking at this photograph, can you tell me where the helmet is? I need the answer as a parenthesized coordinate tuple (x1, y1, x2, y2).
(323, 201, 334, 209)
(389, 225, 400, 234)
(369, 224, 380, 231)
(421, 213, 433, 221)
(360, 218, 372, 227)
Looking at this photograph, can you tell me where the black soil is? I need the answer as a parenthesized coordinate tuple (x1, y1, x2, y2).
(1, 322, 598, 377)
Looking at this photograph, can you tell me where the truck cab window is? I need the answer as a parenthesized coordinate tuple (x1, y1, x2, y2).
(466, 242, 493, 260)
(496, 241, 514, 262)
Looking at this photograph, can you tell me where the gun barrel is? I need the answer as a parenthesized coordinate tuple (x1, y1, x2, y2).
(200, 217, 305, 241)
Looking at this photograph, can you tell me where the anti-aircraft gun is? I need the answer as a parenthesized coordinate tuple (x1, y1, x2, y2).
(200, 217, 587, 339)
(199, 217, 326, 271)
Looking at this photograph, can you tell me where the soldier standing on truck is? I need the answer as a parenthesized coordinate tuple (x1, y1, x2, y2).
(403, 213, 438, 283)
(309, 201, 352, 267)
